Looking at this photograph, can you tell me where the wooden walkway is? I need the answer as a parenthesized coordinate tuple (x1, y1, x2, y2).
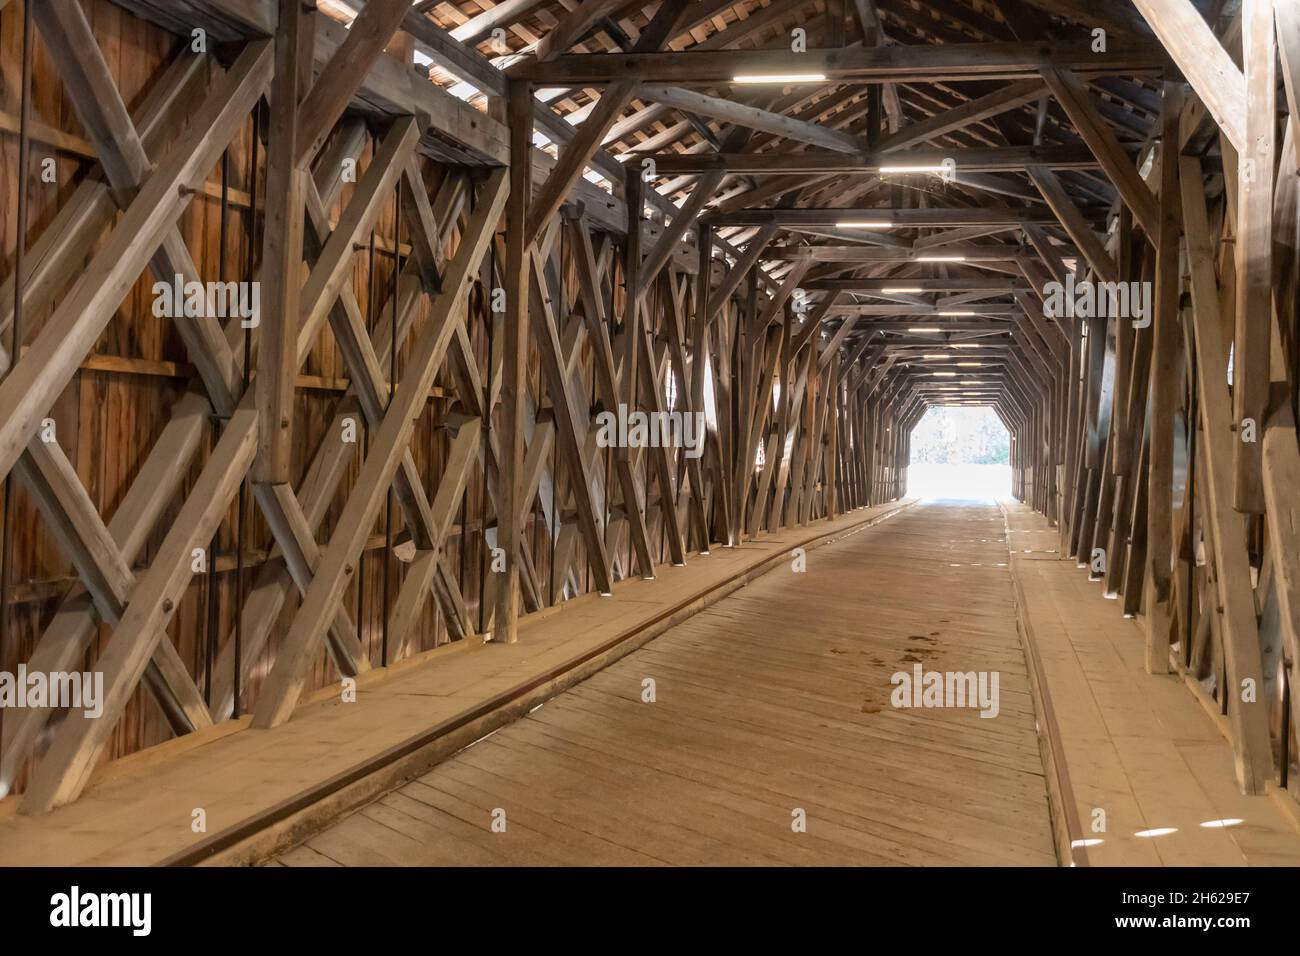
(275, 501, 1058, 867)
(0, 500, 910, 865)
(1004, 503, 1300, 867)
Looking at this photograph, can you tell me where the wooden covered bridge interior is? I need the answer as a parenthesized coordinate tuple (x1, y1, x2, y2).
(0, 0, 1299, 868)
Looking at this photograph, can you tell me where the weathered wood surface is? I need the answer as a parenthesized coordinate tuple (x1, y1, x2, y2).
(278, 502, 1056, 866)
(1006, 503, 1300, 866)
(0, 0, 1295, 836)
(0, 501, 910, 864)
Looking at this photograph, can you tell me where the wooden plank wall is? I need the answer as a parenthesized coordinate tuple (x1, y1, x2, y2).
(0, 1, 490, 793)
(0, 0, 892, 800)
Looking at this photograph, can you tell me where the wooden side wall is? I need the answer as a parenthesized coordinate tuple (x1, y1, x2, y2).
(0, 0, 893, 800)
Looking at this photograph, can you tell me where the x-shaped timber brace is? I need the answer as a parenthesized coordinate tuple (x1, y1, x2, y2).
(1, 0, 512, 809)
(0, 1, 907, 814)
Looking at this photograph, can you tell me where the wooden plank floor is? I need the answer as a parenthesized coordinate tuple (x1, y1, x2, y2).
(1004, 502, 1300, 866)
(276, 501, 1058, 866)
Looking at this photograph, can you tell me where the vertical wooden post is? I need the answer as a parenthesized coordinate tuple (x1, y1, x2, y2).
(691, 223, 712, 416)
(1180, 153, 1274, 792)
(1232, 0, 1275, 514)
(494, 79, 532, 644)
(826, 358, 841, 518)
(1060, 303, 1082, 553)
(622, 169, 642, 405)
(828, 0, 847, 47)
(1145, 81, 1184, 674)
(692, 223, 712, 549)
(255, 0, 309, 485)
(620, 165, 645, 572)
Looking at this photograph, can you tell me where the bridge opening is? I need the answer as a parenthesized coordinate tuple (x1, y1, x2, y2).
(907, 406, 1010, 501)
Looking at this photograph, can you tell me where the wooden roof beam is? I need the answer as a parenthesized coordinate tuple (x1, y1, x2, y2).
(509, 41, 1167, 83)
(643, 144, 1096, 173)
(450, 0, 553, 46)
(879, 79, 1045, 151)
(1027, 164, 1117, 282)
(295, 0, 412, 167)
(830, 305, 1018, 316)
(807, 278, 1030, 292)
(764, 243, 1029, 261)
(1040, 67, 1159, 236)
(536, 0, 631, 62)
(1131, 0, 1246, 153)
(639, 84, 865, 152)
(1021, 0, 1154, 35)
(706, 206, 1082, 227)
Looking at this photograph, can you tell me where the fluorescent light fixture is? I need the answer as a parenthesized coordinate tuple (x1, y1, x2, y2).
(922, 354, 948, 360)
(882, 286, 924, 293)
(1134, 827, 1178, 838)
(908, 327, 940, 333)
(1199, 818, 1244, 829)
(951, 343, 980, 348)
(837, 220, 892, 229)
(956, 361, 984, 367)
(916, 254, 966, 262)
(932, 371, 956, 377)
(938, 310, 976, 316)
(878, 164, 948, 174)
(733, 73, 827, 84)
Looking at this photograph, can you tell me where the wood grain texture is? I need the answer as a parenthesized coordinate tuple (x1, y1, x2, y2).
(280, 501, 1057, 866)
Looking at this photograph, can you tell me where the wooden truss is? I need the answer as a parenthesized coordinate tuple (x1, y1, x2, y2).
(1021, 0, 1300, 798)
(0, 0, 1295, 815)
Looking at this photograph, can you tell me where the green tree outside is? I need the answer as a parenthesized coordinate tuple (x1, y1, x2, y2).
(910, 407, 1009, 465)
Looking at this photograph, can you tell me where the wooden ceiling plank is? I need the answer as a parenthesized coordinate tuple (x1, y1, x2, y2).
(876, 78, 1043, 152)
